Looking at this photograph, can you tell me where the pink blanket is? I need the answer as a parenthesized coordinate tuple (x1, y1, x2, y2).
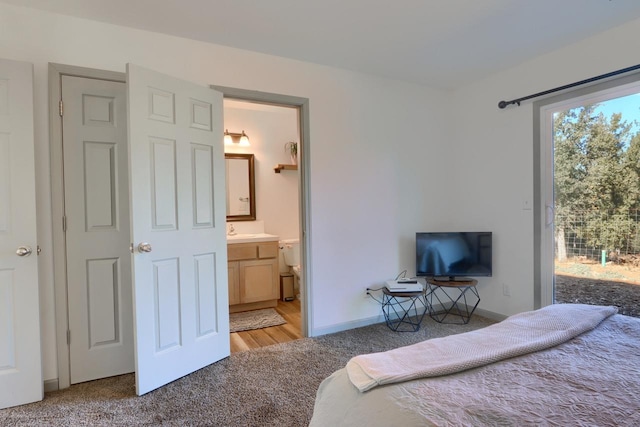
(347, 304, 617, 392)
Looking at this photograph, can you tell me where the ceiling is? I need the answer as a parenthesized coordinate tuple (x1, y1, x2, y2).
(4, 0, 640, 89)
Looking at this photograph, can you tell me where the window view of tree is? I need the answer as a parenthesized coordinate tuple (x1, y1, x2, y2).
(553, 94, 640, 317)
(554, 103, 640, 260)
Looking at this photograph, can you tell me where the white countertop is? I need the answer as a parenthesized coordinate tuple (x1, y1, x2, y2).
(226, 233, 279, 244)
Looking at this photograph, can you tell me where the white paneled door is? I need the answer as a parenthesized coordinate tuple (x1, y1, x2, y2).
(0, 58, 42, 408)
(62, 76, 134, 384)
(127, 64, 229, 395)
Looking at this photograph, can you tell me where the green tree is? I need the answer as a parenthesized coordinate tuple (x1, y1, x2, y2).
(554, 106, 592, 261)
(622, 132, 640, 209)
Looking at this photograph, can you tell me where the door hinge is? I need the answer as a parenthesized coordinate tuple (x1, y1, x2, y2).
(67, 330, 71, 345)
(59, 99, 63, 117)
(62, 215, 67, 232)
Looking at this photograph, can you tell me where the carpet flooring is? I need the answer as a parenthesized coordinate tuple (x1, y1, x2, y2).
(0, 315, 495, 426)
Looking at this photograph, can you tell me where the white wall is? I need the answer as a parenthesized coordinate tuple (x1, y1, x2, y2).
(223, 101, 300, 241)
(0, 3, 449, 382)
(449, 16, 640, 316)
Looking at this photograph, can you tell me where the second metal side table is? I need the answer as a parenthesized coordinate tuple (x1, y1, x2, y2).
(425, 278, 480, 324)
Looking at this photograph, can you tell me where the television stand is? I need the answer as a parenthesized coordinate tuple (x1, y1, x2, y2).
(433, 276, 474, 283)
(425, 278, 480, 324)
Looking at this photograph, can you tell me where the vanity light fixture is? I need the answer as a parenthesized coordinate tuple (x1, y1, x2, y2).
(224, 129, 250, 146)
(239, 131, 250, 146)
(224, 129, 233, 145)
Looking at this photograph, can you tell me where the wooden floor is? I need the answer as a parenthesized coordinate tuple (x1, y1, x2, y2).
(229, 298, 302, 353)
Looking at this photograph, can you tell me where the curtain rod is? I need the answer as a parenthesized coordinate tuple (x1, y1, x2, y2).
(498, 63, 640, 109)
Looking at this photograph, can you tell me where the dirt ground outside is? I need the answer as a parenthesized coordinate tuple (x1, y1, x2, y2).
(555, 258, 640, 318)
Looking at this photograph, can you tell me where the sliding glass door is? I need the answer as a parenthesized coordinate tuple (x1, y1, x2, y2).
(537, 78, 640, 311)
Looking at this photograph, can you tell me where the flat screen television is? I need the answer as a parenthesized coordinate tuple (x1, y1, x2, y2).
(416, 232, 492, 280)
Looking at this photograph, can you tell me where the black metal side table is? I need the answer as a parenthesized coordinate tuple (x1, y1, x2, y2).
(381, 287, 428, 332)
(425, 278, 480, 324)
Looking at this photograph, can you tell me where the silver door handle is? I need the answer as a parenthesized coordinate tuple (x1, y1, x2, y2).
(137, 242, 152, 253)
(545, 205, 554, 226)
(16, 246, 32, 257)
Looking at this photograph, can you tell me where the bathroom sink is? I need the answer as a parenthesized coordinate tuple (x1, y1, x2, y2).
(227, 233, 279, 244)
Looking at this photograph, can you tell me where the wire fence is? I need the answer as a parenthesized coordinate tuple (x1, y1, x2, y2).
(555, 209, 640, 260)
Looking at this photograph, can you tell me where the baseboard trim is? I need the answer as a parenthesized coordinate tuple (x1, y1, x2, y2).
(311, 306, 505, 337)
(474, 307, 507, 322)
(311, 314, 385, 336)
(44, 378, 59, 393)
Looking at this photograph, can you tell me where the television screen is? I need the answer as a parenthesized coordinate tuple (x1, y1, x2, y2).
(416, 232, 492, 279)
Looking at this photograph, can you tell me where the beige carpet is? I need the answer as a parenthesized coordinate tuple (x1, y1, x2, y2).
(0, 315, 495, 426)
(229, 308, 286, 332)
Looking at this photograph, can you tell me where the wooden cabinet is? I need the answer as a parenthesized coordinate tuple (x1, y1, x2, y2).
(227, 241, 279, 313)
(227, 262, 240, 305)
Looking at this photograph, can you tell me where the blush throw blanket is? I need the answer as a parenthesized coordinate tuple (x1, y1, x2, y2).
(346, 303, 617, 392)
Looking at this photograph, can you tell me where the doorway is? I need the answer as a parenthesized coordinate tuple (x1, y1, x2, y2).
(223, 99, 304, 351)
(212, 85, 312, 339)
(535, 73, 640, 314)
(50, 64, 133, 390)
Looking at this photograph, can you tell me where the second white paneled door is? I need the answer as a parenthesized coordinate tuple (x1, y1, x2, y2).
(62, 75, 134, 384)
(127, 64, 230, 395)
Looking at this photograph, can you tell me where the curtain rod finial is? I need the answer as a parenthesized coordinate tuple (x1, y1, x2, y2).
(498, 100, 508, 109)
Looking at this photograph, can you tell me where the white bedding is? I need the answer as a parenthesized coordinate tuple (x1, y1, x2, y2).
(310, 306, 640, 427)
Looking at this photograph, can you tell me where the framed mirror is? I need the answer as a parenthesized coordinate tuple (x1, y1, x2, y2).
(225, 153, 256, 221)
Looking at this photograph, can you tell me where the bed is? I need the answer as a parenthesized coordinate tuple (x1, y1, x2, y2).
(309, 304, 640, 426)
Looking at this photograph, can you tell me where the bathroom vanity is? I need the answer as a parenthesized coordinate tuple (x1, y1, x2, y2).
(227, 235, 280, 313)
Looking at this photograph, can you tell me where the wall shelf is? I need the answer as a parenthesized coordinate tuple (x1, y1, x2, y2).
(274, 164, 298, 173)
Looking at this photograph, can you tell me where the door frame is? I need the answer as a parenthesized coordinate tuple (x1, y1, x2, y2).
(533, 70, 640, 310)
(211, 85, 312, 337)
(48, 63, 126, 390)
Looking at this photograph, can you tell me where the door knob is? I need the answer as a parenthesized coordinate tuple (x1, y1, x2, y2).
(137, 242, 152, 253)
(16, 246, 32, 257)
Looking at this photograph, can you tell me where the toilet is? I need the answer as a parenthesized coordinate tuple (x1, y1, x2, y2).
(280, 239, 302, 299)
